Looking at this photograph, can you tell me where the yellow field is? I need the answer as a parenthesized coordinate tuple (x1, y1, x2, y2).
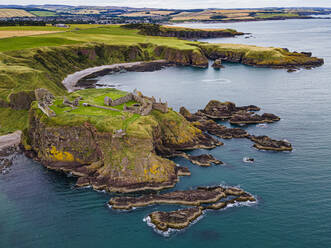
(0, 9, 35, 17)
(0, 30, 61, 39)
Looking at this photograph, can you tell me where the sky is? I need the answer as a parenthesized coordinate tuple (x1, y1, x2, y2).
(1, 0, 331, 9)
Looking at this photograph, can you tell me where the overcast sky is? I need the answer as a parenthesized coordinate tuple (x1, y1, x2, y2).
(2, 0, 331, 9)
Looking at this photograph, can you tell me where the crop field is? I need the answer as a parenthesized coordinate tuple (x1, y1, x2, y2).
(0, 8, 35, 17)
(0, 30, 61, 39)
(29, 10, 57, 16)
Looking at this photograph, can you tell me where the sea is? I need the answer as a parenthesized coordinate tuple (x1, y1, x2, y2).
(1, 18, 331, 248)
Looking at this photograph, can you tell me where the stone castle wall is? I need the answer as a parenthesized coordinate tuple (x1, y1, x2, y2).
(110, 93, 134, 107)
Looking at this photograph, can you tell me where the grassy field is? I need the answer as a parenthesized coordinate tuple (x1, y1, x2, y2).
(0, 31, 61, 39)
(0, 25, 196, 52)
(29, 10, 57, 17)
(0, 107, 29, 135)
(255, 13, 300, 19)
(0, 9, 35, 17)
(42, 88, 148, 135)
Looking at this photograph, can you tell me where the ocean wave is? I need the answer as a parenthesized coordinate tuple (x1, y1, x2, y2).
(143, 213, 205, 238)
(201, 78, 231, 84)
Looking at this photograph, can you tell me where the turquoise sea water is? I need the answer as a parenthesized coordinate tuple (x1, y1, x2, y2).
(1, 19, 331, 247)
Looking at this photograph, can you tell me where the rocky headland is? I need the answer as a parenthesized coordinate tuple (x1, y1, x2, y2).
(24, 88, 222, 193)
(200, 43, 324, 69)
(123, 24, 244, 39)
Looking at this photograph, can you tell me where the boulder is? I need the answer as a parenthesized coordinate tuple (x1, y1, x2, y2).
(212, 59, 224, 69)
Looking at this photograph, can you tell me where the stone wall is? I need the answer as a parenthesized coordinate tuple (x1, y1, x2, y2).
(153, 102, 168, 113)
(110, 93, 133, 107)
(105, 90, 168, 116)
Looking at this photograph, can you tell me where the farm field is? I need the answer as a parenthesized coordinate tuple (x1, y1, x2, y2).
(29, 10, 57, 16)
(0, 8, 35, 17)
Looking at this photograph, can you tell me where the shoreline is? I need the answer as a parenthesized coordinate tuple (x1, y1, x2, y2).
(62, 60, 171, 92)
(0, 130, 22, 151)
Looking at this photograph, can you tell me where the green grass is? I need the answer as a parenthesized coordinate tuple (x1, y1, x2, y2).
(255, 13, 300, 19)
(46, 88, 144, 134)
(0, 36, 82, 52)
(0, 107, 28, 135)
(29, 11, 57, 17)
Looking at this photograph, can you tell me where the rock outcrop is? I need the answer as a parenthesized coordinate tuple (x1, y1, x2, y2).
(109, 185, 254, 210)
(147, 190, 256, 232)
(212, 59, 224, 69)
(148, 207, 204, 232)
(229, 112, 280, 125)
(187, 154, 223, 167)
(200, 100, 260, 120)
(249, 135, 293, 151)
(179, 106, 250, 139)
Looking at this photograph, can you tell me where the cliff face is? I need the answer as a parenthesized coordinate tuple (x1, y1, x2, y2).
(0, 43, 208, 107)
(27, 103, 219, 193)
(200, 44, 324, 68)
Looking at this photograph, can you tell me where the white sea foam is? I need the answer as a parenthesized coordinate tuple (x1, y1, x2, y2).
(256, 123, 268, 128)
(201, 78, 231, 84)
(243, 157, 254, 163)
(143, 212, 205, 237)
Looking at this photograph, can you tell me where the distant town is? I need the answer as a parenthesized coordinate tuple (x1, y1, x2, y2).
(0, 5, 331, 26)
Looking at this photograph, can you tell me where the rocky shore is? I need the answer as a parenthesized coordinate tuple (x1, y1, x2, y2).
(0, 131, 22, 175)
(179, 100, 292, 152)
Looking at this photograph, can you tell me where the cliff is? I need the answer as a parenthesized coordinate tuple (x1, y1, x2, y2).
(122, 23, 244, 39)
(199, 43, 324, 68)
(25, 88, 220, 193)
